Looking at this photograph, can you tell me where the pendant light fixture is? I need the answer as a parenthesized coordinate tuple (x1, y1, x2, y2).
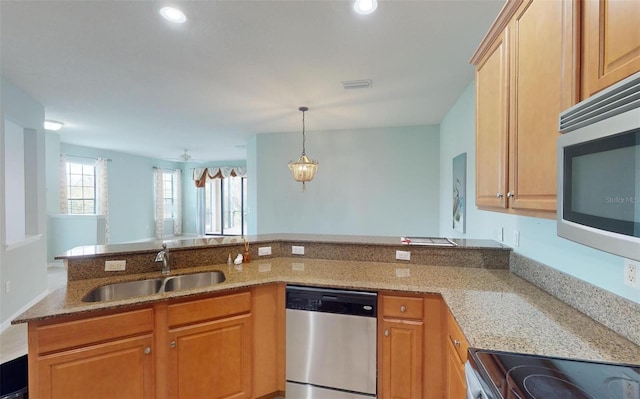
(288, 106, 318, 190)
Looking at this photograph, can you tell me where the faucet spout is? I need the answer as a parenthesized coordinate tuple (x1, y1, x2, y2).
(156, 243, 170, 275)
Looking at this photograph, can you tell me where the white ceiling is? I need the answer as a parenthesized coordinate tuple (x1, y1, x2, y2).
(1, 0, 503, 162)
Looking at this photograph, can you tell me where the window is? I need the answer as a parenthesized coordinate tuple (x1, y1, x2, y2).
(163, 172, 174, 219)
(66, 162, 96, 214)
(205, 176, 247, 235)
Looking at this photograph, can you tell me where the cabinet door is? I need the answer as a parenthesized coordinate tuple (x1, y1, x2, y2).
(475, 28, 510, 209)
(168, 314, 252, 399)
(36, 335, 154, 399)
(446, 341, 466, 399)
(508, 0, 578, 212)
(582, 0, 640, 98)
(380, 319, 423, 399)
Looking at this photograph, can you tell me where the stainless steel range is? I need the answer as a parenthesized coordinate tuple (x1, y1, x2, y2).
(285, 285, 377, 399)
(467, 349, 640, 399)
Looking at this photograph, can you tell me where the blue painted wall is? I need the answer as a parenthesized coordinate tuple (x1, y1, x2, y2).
(438, 82, 640, 304)
(248, 125, 441, 236)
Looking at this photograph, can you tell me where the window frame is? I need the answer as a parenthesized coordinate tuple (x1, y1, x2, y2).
(205, 176, 247, 236)
(66, 161, 97, 215)
(162, 171, 175, 219)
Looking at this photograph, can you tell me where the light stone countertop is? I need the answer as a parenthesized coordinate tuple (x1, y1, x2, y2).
(14, 257, 640, 365)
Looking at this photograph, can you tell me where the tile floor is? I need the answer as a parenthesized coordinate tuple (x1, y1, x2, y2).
(0, 265, 67, 364)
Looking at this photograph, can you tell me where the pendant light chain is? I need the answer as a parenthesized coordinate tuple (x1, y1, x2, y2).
(301, 108, 306, 156)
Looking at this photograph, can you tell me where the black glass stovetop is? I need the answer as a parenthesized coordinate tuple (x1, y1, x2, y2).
(470, 349, 640, 399)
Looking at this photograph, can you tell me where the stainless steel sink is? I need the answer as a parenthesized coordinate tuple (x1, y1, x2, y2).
(164, 271, 226, 292)
(82, 278, 164, 302)
(82, 271, 226, 302)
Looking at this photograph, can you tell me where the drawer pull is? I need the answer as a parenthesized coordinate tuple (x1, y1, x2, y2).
(170, 341, 176, 349)
(144, 346, 151, 354)
(453, 339, 461, 347)
(384, 329, 390, 337)
(400, 305, 406, 313)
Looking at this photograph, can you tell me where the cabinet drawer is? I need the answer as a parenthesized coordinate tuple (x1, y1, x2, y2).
(168, 291, 251, 327)
(34, 308, 154, 354)
(381, 295, 423, 320)
(447, 311, 469, 363)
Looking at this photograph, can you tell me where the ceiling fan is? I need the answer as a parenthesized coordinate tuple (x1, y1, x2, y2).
(167, 149, 200, 163)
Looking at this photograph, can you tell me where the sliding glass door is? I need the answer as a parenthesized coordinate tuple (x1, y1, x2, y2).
(205, 176, 247, 235)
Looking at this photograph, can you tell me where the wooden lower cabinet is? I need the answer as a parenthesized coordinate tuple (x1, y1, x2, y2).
(168, 314, 252, 399)
(35, 334, 155, 399)
(446, 339, 466, 399)
(380, 319, 424, 399)
(445, 309, 470, 399)
(28, 289, 262, 399)
(378, 293, 445, 399)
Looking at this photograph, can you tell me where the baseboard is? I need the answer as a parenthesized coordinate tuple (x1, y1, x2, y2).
(0, 288, 50, 334)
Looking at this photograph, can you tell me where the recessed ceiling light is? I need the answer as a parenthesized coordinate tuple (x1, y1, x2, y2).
(160, 7, 187, 23)
(44, 120, 64, 131)
(354, 0, 378, 15)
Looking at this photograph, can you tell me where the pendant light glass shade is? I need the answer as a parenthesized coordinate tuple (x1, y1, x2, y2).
(288, 106, 318, 190)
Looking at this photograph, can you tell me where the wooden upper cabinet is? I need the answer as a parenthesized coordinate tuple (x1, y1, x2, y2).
(475, 28, 510, 209)
(582, 0, 640, 99)
(508, 0, 578, 212)
(472, 0, 578, 215)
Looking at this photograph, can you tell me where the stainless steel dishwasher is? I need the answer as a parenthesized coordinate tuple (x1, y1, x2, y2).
(286, 285, 377, 399)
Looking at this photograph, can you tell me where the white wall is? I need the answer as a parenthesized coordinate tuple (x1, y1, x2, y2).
(1, 77, 48, 327)
(249, 125, 440, 236)
(438, 82, 640, 304)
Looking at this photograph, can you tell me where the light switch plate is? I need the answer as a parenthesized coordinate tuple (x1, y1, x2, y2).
(258, 246, 272, 256)
(105, 260, 126, 271)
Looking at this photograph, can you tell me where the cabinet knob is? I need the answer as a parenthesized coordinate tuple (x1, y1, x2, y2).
(400, 305, 406, 313)
(496, 193, 504, 198)
(507, 192, 515, 198)
(453, 339, 461, 347)
(144, 346, 151, 354)
(170, 341, 176, 349)
(384, 329, 390, 337)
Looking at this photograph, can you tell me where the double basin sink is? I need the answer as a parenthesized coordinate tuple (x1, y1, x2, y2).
(82, 271, 226, 303)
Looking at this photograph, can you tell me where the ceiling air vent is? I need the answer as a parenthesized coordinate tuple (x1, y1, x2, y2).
(341, 79, 372, 90)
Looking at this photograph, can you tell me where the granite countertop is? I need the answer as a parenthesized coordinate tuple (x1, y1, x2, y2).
(55, 233, 508, 259)
(15, 257, 640, 365)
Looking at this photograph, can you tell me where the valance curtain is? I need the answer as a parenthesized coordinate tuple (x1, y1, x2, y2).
(192, 167, 247, 188)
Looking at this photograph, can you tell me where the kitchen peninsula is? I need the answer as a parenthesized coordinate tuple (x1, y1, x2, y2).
(14, 235, 640, 399)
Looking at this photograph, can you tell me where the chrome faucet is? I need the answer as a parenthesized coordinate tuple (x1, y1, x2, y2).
(155, 243, 170, 275)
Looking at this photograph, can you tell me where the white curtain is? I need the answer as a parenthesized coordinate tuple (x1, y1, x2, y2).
(59, 154, 68, 213)
(96, 158, 110, 244)
(173, 169, 182, 235)
(154, 168, 164, 239)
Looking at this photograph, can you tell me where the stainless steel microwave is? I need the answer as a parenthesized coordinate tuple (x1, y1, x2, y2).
(558, 71, 639, 262)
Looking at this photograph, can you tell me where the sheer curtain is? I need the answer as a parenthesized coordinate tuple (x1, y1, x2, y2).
(173, 169, 182, 235)
(154, 168, 164, 238)
(59, 154, 68, 213)
(96, 158, 110, 244)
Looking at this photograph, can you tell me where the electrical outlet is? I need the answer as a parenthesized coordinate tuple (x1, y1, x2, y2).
(5, 281, 10, 294)
(105, 260, 126, 271)
(395, 250, 411, 261)
(513, 230, 520, 247)
(624, 259, 639, 288)
(495, 227, 504, 242)
(258, 246, 272, 256)
(292, 246, 305, 255)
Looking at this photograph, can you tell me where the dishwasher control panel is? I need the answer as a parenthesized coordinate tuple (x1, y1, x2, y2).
(286, 285, 377, 317)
